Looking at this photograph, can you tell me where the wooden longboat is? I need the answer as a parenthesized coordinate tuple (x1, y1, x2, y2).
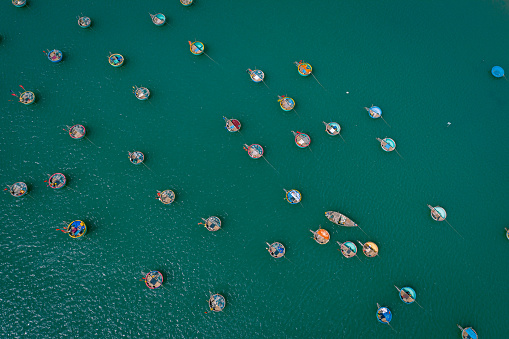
(324, 211, 357, 227)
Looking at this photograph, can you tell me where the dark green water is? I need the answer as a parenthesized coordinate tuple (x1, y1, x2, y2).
(1, 1, 508, 338)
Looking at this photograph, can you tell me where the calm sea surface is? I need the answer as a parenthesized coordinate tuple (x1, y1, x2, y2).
(1, 1, 508, 338)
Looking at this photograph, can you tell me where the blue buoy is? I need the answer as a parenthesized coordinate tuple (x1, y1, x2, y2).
(491, 66, 504, 78)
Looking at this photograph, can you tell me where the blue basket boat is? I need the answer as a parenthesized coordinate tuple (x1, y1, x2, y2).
(134, 86, 150, 100)
(294, 61, 312, 76)
(68, 124, 86, 139)
(491, 66, 504, 78)
(181, 0, 193, 6)
(223, 116, 241, 132)
(428, 204, 446, 221)
(201, 216, 221, 232)
(395, 286, 416, 304)
(292, 131, 310, 148)
(189, 41, 204, 55)
(505, 228, 509, 240)
(157, 190, 175, 204)
(247, 69, 265, 83)
(77, 16, 91, 28)
(12, 0, 26, 7)
(337, 241, 358, 258)
(377, 137, 396, 152)
(144, 271, 163, 289)
(284, 189, 301, 204)
(278, 95, 295, 111)
(457, 324, 478, 339)
(243, 144, 263, 159)
(46, 49, 63, 63)
(365, 105, 382, 119)
(150, 13, 166, 26)
(323, 121, 341, 136)
(48, 173, 66, 189)
(108, 53, 124, 67)
(266, 242, 285, 258)
(8, 182, 27, 197)
(129, 151, 144, 165)
(209, 294, 226, 312)
(67, 220, 87, 238)
(376, 303, 392, 325)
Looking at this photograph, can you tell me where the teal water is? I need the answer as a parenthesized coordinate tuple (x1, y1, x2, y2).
(1, 1, 509, 337)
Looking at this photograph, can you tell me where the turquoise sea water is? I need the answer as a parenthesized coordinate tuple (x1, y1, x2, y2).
(1, 1, 509, 338)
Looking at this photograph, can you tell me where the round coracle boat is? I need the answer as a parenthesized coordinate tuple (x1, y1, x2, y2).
(311, 228, 330, 244)
(223, 117, 241, 132)
(244, 144, 263, 159)
(69, 124, 86, 139)
(19, 91, 35, 105)
(108, 53, 124, 67)
(78, 16, 91, 28)
(150, 13, 166, 26)
(267, 242, 285, 258)
(366, 106, 382, 119)
(129, 151, 144, 165)
(145, 271, 163, 289)
(67, 220, 87, 238)
(135, 87, 150, 100)
(285, 189, 301, 204)
(48, 173, 66, 189)
(323, 122, 341, 136)
(157, 190, 175, 204)
(202, 216, 221, 231)
(47, 49, 63, 63)
(295, 61, 312, 76)
(9, 182, 28, 197)
(278, 95, 295, 111)
(189, 41, 204, 55)
(209, 294, 226, 312)
(247, 69, 264, 83)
